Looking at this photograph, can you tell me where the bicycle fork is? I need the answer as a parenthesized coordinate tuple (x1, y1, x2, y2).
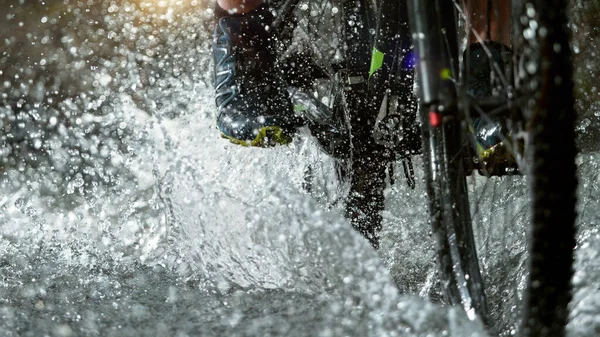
(406, 0, 490, 325)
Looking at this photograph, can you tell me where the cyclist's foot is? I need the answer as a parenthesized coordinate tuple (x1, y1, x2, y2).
(213, 4, 302, 147)
(465, 41, 515, 171)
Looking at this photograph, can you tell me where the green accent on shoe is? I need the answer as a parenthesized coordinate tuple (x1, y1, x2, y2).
(476, 141, 486, 157)
(479, 143, 497, 161)
(468, 122, 475, 134)
(294, 104, 307, 112)
(369, 48, 384, 78)
(220, 126, 292, 147)
(467, 123, 486, 155)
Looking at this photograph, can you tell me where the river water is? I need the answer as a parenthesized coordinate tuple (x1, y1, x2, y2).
(1, 1, 599, 336)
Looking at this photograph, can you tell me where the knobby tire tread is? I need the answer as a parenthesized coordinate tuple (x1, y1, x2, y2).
(517, 1, 577, 336)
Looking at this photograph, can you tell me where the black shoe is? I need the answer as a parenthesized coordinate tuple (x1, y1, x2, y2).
(213, 4, 302, 147)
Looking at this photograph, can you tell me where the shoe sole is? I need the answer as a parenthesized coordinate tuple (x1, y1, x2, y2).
(220, 126, 292, 147)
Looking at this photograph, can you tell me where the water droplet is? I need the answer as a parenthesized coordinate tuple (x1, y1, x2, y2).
(523, 28, 535, 40)
(529, 20, 538, 30)
(553, 43, 562, 53)
(526, 61, 537, 74)
(577, 118, 591, 132)
(33, 139, 42, 150)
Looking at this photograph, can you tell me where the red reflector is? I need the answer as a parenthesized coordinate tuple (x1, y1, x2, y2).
(429, 111, 441, 127)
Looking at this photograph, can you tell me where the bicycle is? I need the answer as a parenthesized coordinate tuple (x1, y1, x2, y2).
(271, 0, 577, 336)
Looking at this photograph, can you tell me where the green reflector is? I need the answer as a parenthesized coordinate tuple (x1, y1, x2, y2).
(369, 48, 384, 78)
(440, 68, 452, 80)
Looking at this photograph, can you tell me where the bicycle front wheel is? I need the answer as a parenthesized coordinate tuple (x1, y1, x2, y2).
(408, 0, 577, 334)
(463, 1, 578, 335)
(512, 1, 577, 336)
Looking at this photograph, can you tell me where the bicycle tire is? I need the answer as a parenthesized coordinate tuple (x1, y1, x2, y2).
(458, 1, 577, 334)
(511, 1, 577, 336)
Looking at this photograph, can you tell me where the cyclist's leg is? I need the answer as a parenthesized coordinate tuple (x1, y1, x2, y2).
(212, 0, 303, 146)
